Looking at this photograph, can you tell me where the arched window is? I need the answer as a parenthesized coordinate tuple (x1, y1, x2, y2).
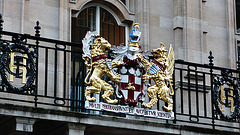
(71, 5, 128, 46)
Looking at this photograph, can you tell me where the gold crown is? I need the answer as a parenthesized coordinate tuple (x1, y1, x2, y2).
(133, 23, 140, 27)
(128, 40, 139, 47)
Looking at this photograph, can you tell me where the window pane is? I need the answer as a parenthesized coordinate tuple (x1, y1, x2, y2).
(72, 7, 126, 45)
(236, 0, 240, 32)
(71, 7, 96, 61)
(72, 7, 96, 43)
(100, 8, 125, 46)
(121, 0, 126, 4)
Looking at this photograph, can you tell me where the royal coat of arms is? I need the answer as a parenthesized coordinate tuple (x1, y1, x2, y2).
(83, 23, 174, 117)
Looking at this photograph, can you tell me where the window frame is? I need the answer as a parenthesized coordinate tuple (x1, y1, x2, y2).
(73, 3, 129, 45)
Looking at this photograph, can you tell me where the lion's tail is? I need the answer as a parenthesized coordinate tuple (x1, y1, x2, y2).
(169, 80, 174, 96)
(84, 58, 92, 85)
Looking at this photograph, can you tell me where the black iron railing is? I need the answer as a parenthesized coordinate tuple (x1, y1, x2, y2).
(173, 57, 240, 130)
(0, 14, 240, 131)
(0, 15, 86, 111)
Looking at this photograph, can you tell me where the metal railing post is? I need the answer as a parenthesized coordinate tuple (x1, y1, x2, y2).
(208, 51, 215, 129)
(237, 56, 240, 78)
(34, 21, 41, 107)
(173, 68, 176, 124)
(0, 14, 4, 39)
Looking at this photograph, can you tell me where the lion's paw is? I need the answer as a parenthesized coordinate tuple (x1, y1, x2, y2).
(107, 99, 118, 104)
(86, 97, 96, 102)
(142, 102, 151, 109)
(162, 106, 172, 112)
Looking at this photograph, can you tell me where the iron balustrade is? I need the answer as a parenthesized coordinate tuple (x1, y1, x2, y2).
(0, 17, 239, 131)
(0, 20, 86, 112)
(173, 59, 240, 130)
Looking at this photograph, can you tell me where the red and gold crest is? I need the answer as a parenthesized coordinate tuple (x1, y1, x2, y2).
(83, 23, 175, 118)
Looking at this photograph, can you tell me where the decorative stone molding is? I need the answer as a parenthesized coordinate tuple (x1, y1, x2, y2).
(173, 16, 184, 30)
(15, 117, 36, 133)
(74, 0, 134, 23)
(68, 123, 86, 135)
(202, 21, 208, 33)
(70, 0, 77, 4)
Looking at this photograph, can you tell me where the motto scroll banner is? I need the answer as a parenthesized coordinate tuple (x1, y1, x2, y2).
(85, 101, 174, 120)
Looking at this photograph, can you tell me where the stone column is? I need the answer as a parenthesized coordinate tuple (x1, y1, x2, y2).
(0, 0, 5, 15)
(173, 0, 184, 60)
(226, 0, 236, 68)
(134, 0, 149, 51)
(68, 123, 86, 135)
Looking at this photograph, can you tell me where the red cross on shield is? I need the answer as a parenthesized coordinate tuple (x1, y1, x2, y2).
(116, 58, 144, 106)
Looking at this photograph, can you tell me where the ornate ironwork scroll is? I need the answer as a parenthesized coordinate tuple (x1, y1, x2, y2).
(0, 35, 37, 94)
(213, 70, 240, 122)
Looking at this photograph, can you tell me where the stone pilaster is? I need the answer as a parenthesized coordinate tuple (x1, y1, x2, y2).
(68, 123, 86, 135)
(15, 117, 36, 133)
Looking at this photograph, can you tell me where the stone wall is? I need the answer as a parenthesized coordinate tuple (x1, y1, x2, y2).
(0, 0, 237, 68)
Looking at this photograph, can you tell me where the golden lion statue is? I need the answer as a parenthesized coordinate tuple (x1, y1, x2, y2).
(137, 43, 174, 111)
(84, 37, 124, 104)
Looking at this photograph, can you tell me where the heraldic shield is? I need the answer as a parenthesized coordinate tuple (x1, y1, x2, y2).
(83, 23, 174, 113)
(114, 49, 145, 106)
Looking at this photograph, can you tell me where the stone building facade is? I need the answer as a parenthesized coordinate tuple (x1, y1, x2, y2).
(1, 0, 239, 67)
(0, 0, 240, 134)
